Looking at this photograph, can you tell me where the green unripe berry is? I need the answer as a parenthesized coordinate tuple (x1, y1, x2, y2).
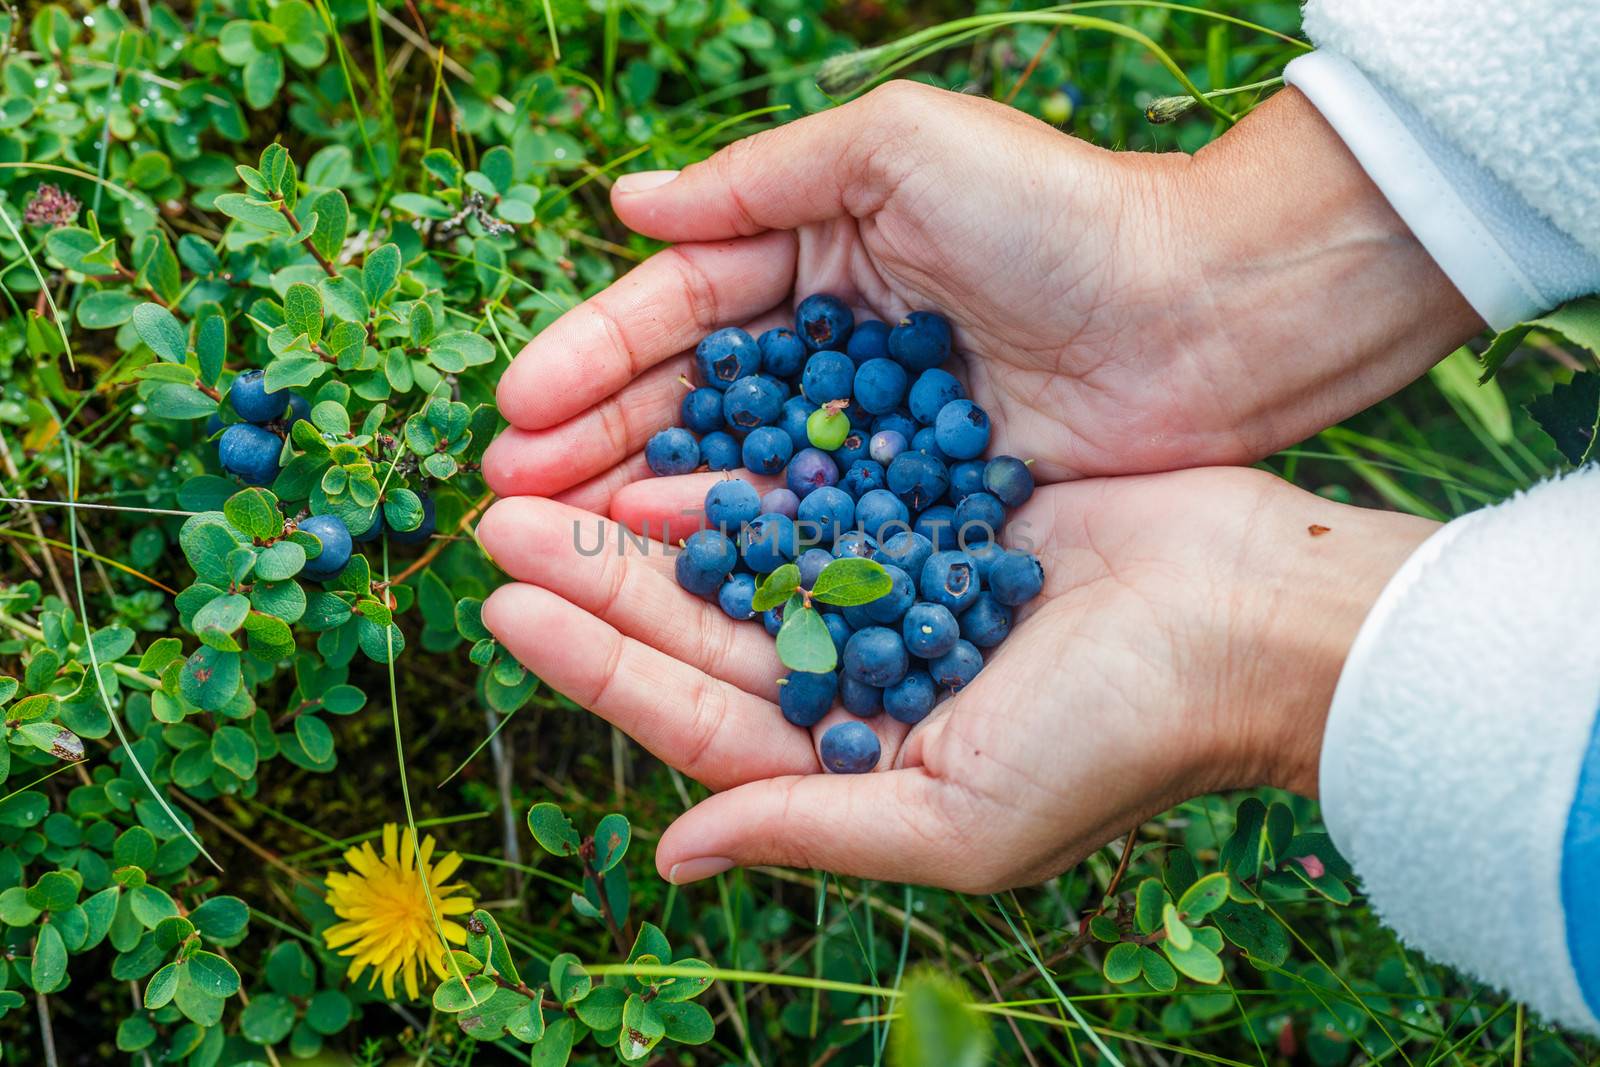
(1041, 90, 1073, 126)
(807, 406, 850, 451)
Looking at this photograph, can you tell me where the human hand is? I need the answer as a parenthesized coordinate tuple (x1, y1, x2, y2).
(477, 467, 1433, 890)
(484, 80, 1482, 509)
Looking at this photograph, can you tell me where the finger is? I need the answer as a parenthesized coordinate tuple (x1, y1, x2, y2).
(484, 355, 691, 498)
(552, 453, 655, 516)
(482, 583, 815, 788)
(609, 471, 782, 536)
(476, 496, 785, 699)
(655, 769, 960, 886)
(496, 233, 796, 431)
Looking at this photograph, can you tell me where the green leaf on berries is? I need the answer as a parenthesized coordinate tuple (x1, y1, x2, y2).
(132, 304, 187, 362)
(810, 557, 891, 607)
(751, 563, 799, 611)
(775, 601, 836, 673)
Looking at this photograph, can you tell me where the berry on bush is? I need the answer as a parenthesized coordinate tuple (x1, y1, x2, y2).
(218, 422, 283, 485)
(299, 514, 354, 581)
(230, 368, 290, 424)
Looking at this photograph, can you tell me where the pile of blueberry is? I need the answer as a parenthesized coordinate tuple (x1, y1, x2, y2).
(649, 295, 1045, 775)
(212, 372, 434, 581)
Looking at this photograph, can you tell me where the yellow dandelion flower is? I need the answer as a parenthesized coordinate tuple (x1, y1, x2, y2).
(322, 823, 475, 1001)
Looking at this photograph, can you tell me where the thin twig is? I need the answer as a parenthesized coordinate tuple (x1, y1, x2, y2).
(36, 993, 59, 1067)
(980, 961, 1042, 1067)
(0, 435, 69, 602)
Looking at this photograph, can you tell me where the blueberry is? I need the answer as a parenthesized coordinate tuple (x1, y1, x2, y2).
(983, 455, 1034, 508)
(286, 392, 311, 426)
(717, 573, 758, 620)
(888, 310, 953, 372)
(353, 508, 385, 544)
(758, 327, 808, 379)
(930, 640, 983, 691)
(840, 603, 876, 631)
(740, 513, 798, 573)
(959, 593, 1013, 647)
(838, 676, 884, 719)
(832, 530, 878, 560)
(780, 671, 837, 727)
(762, 604, 785, 636)
(796, 293, 854, 352)
(785, 448, 839, 499)
(204, 411, 225, 439)
(911, 427, 949, 463)
(840, 459, 887, 499)
(741, 426, 793, 475)
(967, 540, 1006, 581)
(953, 491, 1005, 547)
(646, 427, 700, 476)
(832, 430, 870, 470)
(988, 550, 1044, 605)
(862, 564, 915, 625)
(820, 721, 880, 772)
(855, 488, 910, 542)
(806, 405, 850, 451)
(934, 399, 991, 460)
(695, 327, 760, 388)
(681, 387, 725, 435)
(801, 351, 855, 405)
(218, 423, 282, 485)
(822, 612, 853, 659)
(778, 397, 816, 452)
(884, 671, 937, 725)
(761, 487, 800, 519)
(872, 410, 920, 441)
(700, 431, 741, 471)
(797, 486, 855, 544)
(299, 514, 353, 580)
(887, 451, 949, 511)
(705, 478, 762, 533)
(846, 318, 891, 364)
(948, 460, 987, 504)
(388, 493, 437, 546)
(852, 358, 908, 415)
(229, 368, 290, 424)
(907, 368, 965, 425)
(675, 529, 738, 596)
(920, 551, 981, 614)
(868, 430, 908, 466)
(902, 602, 959, 659)
(797, 547, 835, 587)
(879, 530, 933, 577)
(914, 505, 958, 552)
(722, 375, 785, 430)
(843, 626, 909, 688)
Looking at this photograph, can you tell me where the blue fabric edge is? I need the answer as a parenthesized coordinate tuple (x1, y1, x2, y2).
(1564, 706, 1600, 1020)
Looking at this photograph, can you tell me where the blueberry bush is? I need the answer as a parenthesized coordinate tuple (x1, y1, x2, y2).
(2, 0, 1598, 1064)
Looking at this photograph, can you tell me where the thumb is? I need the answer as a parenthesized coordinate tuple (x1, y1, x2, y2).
(611, 81, 934, 242)
(655, 769, 983, 890)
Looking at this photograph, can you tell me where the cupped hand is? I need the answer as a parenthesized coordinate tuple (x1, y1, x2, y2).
(476, 467, 1432, 891)
(484, 80, 1480, 510)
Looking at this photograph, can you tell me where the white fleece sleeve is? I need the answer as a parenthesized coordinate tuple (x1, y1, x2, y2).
(1285, 2, 1600, 329)
(1324, 469, 1600, 1034)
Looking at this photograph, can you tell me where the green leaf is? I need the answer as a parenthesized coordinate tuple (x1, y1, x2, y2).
(1133, 877, 1166, 935)
(241, 991, 296, 1044)
(26, 870, 81, 912)
(810, 557, 891, 607)
(179, 646, 242, 711)
(362, 244, 402, 306)
(1481, 296, 1600, 381)
(527, 802, 580, 856)
(144, 962, 180, 1008)
(283, 282, 324, 344)
(77, 289, 143, 328)
(619, 995, 664, 1061)
(549, 953, 591, 1005)
(189, 895, 249, 940)
(242, 48, 284, 109)
(529, 1016, 576, 1067)
(147, 383, 218, 420)
(1177, 872, 1229, 920)
(187, 951, 241, 997)
(656, 1000, 714, 1044)
(193, 593, 251, 651)
(305, 988, 352, 1035)
(16, 722, 84, 762)
(1102, 941, 1142, 984)
(433, 975, 496, 1012)
(308, 189, 348, 264)
(1162, 902, 1193, 950)
(751, 563, 799, 611)
(1139, 947, 1177, 993)
(132, 304, 188, 362)
(1528, 372, 1600, 466)
(295, 714, 334, 763)
(593, 813, 630, 873)
(1161, 938, 1223, 984)
(775, 602, 836, 673)
(210, 726, 258, 779)
(888, 969, 991, 1067)
(255, 540, 306, 581)
(31, 926, 68, 994)
(213, 193, 292, 235)
(1213, 901, 1289, 966)
(224, 488, 282, 541)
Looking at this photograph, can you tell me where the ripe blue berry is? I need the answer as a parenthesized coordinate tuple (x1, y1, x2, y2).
(722, 374, 785, 430)
(286, 393, 311, 426)
(388, 493, 437, 546)
(983, 455, 1034, 508)
(741, 426, 793, 475)
(845, 319, 890, 364)
(760, 487, 800, 519)
(872, 411, 920, 441)
(832, 531, 878, 560)
(862, 564, 915, 625)
(675, 529, 738, 596)
(843, 627, 909, 688)
(797, 486, 855, 543)
(822, 612, 853, 658)
(948, 460, 987, 503)
(705, 478, 762, 532)
(967, 540, 1006, 582)
(852, 357, 908, 415)
(934, 399, 991, 460)
(229, 368, 289, 424)
(796, 293, 854, 352)
(785, 448, 839, 499)
(820, 721, 880, 773)
(838, 676, 883, 719)
(911, 426, 949, 463)
(902, 602, 960, 659)
(299, 514, 353, 581)
(354, 509, 385, 544)
(832, 430, 870, 469)
(868, 430, 907, 466)
(797, 547, 834, 587)
(762, 604, 785, 636)
(953, 491, 1005, 547)
(840, 459, 887, 499)
(884, 671, 937, 725)
(888, 310, 952, 372)
(218, 423, 282, 485)
(646, 427, 700, 476)
(920, 550, 981, 614)
(959, 592, 1013, 647)
(988, 550, 1044, 605)
(914, 505, 958, 552)
(740, 513, 798, 573)
(930, 640, 983, 691)
(780, 671, 837, 727)
(855, 488, 910, 542)
(908, 368, 965, 425)
(887, 451, 949, 511)
(681, 386, 725, 435)
(758, 327, 808, 378)
(779, 396, 816, 452)
(801, 351, 854, 405)
(699, 431, 741, 471)
(879, 530, 933, 578)
(695, 327, 760, 388)
(717, 573, 758, 620)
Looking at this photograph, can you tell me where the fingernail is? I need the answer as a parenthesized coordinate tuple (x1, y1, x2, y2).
(614, 169, 680, 194)
(667, 856, 734, 884)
